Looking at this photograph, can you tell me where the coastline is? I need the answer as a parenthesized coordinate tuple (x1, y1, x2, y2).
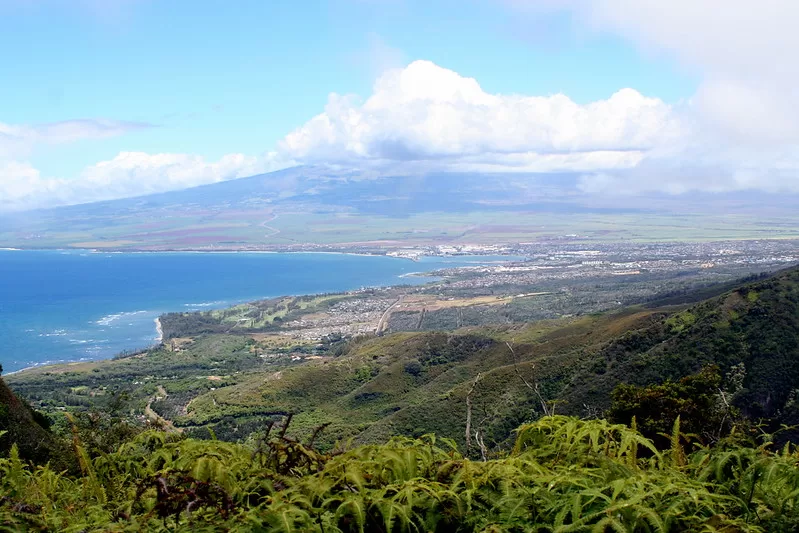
(0, 247, 423, 261)
(3, 251, 508, 376)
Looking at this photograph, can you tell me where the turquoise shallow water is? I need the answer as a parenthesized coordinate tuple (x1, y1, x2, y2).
(0, 250, 517, 373)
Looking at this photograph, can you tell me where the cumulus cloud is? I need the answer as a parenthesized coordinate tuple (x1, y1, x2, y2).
(281, 1, 799, 194)
(6, 0, 799, 213)
(281, 60, 680, 173)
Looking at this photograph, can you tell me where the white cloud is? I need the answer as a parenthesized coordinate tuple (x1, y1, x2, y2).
(0, 151, 292, 212)
(280, 60, 680, 173)
(0, 116, 294, 211)
(0, 161, 50, 211)
(7, 0, 799, 214)
(278, 0, 799, 195)
(504, 0, 799, 193)
(81, 151, 290, 197)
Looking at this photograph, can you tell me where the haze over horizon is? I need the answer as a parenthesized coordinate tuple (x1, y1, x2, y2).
(2, 0, 798, 212)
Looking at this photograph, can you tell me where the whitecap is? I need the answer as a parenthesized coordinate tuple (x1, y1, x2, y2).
(183, 300, 226, 308)
(95, 310, 149, 326)
(38, 329, 69, 337)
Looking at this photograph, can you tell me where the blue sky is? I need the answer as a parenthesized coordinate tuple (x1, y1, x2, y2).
(0, 0, 795, 210)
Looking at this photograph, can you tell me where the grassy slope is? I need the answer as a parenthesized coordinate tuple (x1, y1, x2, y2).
(561, 266, 799, 422)
(180, 310, 662, 449)
(180, 266, 799, 449)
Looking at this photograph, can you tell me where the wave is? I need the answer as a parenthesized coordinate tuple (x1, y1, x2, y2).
(8, 356, 95, 374)
(183, 300, 227, 308)
(95, 310, 150, 326)
(38, 329, 69, 337)
(68, 338, 110, 345)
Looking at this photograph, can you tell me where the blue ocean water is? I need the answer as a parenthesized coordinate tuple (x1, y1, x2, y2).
(0, 250, 517, 374)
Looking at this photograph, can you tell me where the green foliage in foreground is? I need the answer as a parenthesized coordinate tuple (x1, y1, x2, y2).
(3, 416, 799, 532)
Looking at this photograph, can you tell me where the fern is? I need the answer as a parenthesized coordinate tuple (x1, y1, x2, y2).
(2, 415, 796, 532)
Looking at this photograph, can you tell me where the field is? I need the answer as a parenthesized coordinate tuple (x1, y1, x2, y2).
(5, 207, 799, 251)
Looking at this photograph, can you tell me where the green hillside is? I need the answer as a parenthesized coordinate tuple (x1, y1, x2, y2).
(0, 375, 62, 466)
(6, 266, 798, 455)
(161, 266, 799, 449)
(561, 267, 799, 432)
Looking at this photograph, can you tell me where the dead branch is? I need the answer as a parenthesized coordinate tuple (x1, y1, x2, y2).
(506, 340, 553, 417)
(474, 429, 488, 462)
(465, 372, 482, 456)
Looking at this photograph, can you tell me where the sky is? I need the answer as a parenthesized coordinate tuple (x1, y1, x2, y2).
(0, 0, 796, 211)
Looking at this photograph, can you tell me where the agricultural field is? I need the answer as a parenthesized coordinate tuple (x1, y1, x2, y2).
(5, 206, 799, 251)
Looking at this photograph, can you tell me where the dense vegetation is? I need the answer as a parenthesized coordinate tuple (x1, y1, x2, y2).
(5, 414, 799, 532)
(564, 266, 799, 441)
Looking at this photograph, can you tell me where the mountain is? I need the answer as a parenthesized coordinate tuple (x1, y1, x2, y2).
(3, 166, 799, 249)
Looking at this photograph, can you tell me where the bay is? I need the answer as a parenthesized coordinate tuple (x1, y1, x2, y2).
(0, 250, 515, 373)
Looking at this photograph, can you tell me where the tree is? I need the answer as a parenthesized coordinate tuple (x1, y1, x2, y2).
(608, 365, 736, 447)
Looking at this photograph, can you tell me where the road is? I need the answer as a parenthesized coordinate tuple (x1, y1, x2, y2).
(375, 296, 404, 335)
(144, 385, 182, 433)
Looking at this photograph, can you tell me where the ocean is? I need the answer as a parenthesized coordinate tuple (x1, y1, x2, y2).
(0, 250, 515, 374)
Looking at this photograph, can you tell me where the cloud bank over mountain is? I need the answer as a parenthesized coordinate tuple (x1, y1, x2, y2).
(1, 0, 797, 211)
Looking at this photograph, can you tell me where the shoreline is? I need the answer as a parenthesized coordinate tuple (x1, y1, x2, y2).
(0, 247, 425, 262)
(2, 253, 520, 377)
